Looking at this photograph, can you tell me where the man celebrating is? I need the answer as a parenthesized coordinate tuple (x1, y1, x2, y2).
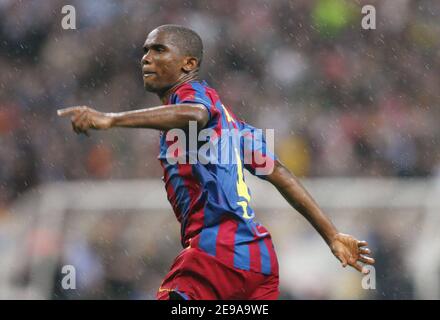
(58, 25, 374, 300)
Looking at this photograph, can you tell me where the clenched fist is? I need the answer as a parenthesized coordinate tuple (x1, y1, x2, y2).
(57, 106, 114, 136)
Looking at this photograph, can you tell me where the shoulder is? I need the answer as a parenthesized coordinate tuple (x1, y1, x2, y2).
(173, 81, 215, 106)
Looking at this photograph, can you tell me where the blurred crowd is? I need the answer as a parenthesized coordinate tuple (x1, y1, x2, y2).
(15, 208, 414, 300)
(0, 0, 438, 299)
(1, 0, 440, 208)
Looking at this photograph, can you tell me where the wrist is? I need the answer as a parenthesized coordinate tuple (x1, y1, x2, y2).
(326, 230, 340, 247)
(106, 112, 118, 128)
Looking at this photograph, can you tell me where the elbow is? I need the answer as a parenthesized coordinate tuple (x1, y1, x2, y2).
(269, 160, 286, 177)
(189, 104, 209, 128)
(266, 160, 294, 187)
(176, 104, 209, 128)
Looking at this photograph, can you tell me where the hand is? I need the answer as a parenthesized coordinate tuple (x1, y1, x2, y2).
(57, 106, 113, 136)
(330, 233, 375, 274)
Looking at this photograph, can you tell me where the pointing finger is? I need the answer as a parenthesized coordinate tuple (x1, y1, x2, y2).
(57, 107, 82, 117)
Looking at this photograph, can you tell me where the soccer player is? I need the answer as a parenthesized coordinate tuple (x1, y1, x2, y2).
(58, 25, 375, 300)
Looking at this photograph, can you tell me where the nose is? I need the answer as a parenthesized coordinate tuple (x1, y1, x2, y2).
(141, 53, 151, 65)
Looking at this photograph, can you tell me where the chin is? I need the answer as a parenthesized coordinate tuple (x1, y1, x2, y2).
(144, 80, 172, 95)
(143, 82, 159, 93)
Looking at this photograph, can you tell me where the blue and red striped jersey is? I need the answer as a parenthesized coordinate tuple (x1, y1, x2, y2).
(158, 80, 278, 275)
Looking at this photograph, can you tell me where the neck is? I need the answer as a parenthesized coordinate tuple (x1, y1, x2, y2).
(159, 72, 199, 104)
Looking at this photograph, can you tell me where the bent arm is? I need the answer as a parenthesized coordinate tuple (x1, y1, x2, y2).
(57, 103, 209, 135)
(265, 159, 338, 246)
(264, 159, 375, 273)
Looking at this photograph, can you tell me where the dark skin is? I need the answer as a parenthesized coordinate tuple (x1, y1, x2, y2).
(58, 27, 374, 274)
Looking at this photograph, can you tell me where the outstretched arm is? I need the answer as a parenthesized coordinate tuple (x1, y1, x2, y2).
(57, 104, 209, 135)
(265, 159, 375, 273)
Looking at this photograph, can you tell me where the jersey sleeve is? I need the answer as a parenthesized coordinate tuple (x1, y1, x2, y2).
(172, 82, 219, 124)
(240, 122, 278, 178)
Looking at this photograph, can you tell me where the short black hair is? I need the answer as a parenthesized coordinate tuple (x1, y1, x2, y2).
(156, 24, 203, 67)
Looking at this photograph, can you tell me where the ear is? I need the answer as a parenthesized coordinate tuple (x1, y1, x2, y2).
(182, 56, 199, 73)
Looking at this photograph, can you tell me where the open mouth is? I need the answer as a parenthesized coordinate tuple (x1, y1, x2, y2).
(143, 71, 156, 78)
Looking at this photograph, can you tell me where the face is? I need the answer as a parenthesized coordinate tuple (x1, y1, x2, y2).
(141, 29, 186, 93)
